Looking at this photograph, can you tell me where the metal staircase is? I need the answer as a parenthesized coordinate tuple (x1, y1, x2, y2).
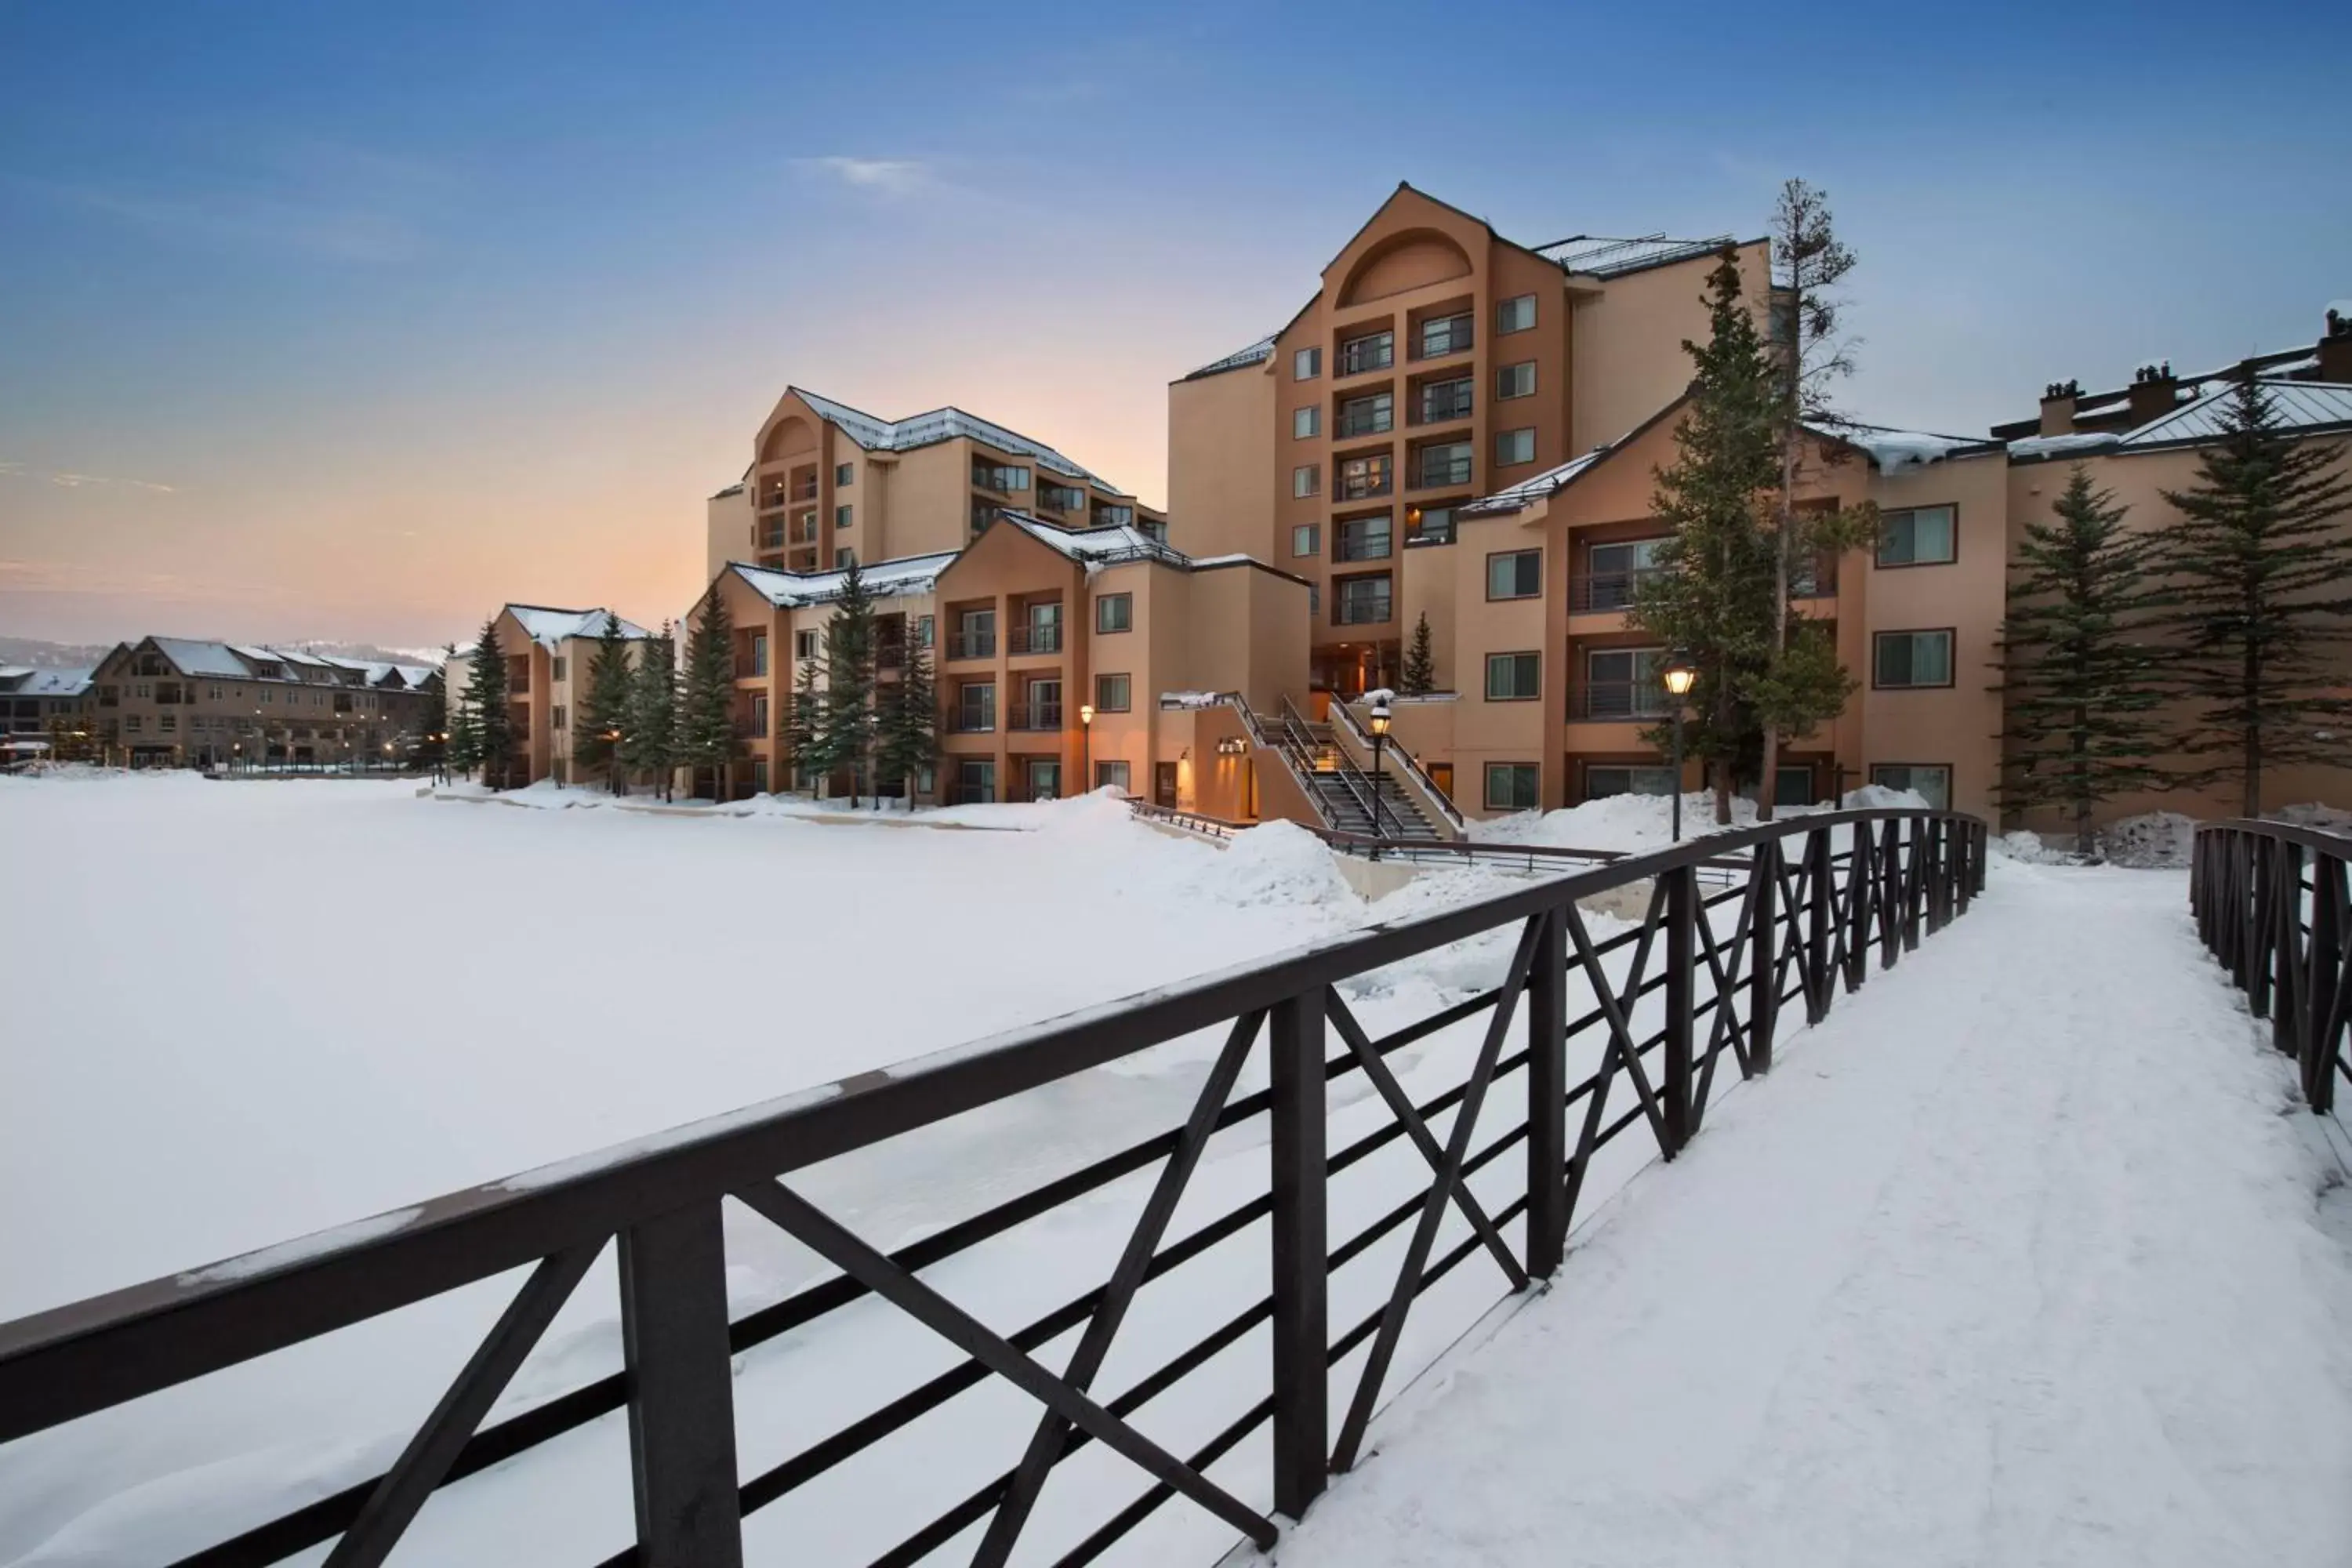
(1257, 698, 1445, 842)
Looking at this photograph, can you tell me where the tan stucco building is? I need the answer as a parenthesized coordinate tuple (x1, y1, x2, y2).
(442, 606, 649, 786)
(88, 637, 441, 769)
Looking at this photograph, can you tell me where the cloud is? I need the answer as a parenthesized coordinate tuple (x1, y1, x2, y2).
(2, 462, 176, 493)
(794, 157, 935, 198)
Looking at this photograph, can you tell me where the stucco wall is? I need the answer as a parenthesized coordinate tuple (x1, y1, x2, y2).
(1569, 243, 1767, 452)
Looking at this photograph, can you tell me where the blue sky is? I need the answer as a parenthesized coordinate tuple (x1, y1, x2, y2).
(2, 0, 2343, 645)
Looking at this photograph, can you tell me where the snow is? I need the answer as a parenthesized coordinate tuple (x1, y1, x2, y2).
(146, 637, 256, 678)
(179, 1208, 426, 1287)
(2100, 809, 2198, 869)
(505, 605, 648, 649)
(1275, 862, 2352, 1568)
(1833, 423, 1988, 472)
(788, 390, 1111, 485)
(731, 552, 960, 608)
(2005, 430, 2123, 459)
(1470, 786, 1929, 858)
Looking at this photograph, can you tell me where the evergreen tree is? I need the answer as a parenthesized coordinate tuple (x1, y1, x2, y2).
(2150, 373, 2352, 815)
(1757, 179, 1876, 816)
(1399, 612, 1436, 696)
(876, 626, 938, 806)
(1994, 466, 2169, 853)
(466, 615, 513, 788)
(419, 646, 452, 775)
(813, 560, 879, 807)
(786, 648, 826, 792)
(677, 593, 739, 799)
(572, 612, 635, 793)
(1633, 248, 1781, 823)
(620, 622, 679, 801)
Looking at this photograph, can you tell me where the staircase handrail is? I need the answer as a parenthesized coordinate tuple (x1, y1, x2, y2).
(1279, 695, 1384, 830)
(1327, 699, 1466, 834)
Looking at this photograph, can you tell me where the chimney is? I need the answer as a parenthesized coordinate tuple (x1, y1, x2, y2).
(2127, 362, 2176, 427)
(2038, 379, 2079, 437)
(2320, 307, 2352, 384)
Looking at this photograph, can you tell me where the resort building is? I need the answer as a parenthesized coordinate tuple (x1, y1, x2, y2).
(705, 390, 1163, 582)
(1, 666, 96, 740)
(86, 638, 441, 768)
(441, 606, 649, 786)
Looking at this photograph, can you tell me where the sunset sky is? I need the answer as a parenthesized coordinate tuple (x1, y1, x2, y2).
(2, 0, 2343, 649)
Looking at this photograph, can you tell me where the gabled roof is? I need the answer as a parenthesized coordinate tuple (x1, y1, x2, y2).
(788, 389, 1118, 490)
(2118, 379, 2352, 449)
(996, 511, 1189, 570)
(1537, 234, 1747, 280)
(1461, 394, 1694, 517)
(727, 550, 964, 609)
(505, 606, 650, 650)
(1180, 333, 1279, 382)
(0, 666, 94, 698)
(147, 637, 255, 679)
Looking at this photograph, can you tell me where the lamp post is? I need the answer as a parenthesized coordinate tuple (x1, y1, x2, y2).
(1079, 702, 1094, 793)
(604, 724, 624, 795)
(1660, 648, 1699, 842)
(1367, 691, 1393, 850)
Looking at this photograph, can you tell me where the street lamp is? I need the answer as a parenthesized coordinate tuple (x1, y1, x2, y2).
(604, 724, 624, 795)
(1078, 702, 1094, 791)
(1659, 648, 1699, 841)
(1367, 691, 1393, 848)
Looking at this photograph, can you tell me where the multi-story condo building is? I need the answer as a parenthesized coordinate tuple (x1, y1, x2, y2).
(441, 606, 649, 786)
(0, 666, 96, 746)
(705, 390, 1164, 582)
(87, 638, 441, 768)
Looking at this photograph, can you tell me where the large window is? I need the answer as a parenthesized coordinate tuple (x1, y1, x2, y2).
(1417, 377, 1472, 423)
(1293, 463, 1320, 499)
(1336, 513, 1392, 563)
(1874, 629, 1955, 688)
(1484, 763, 1540, 811)
(1338, 330, 1393, 376)
(955, 757, 996, 804)
(1414, 441, 1473, 489)
(1292, 523, 1321, 557)
(1487, 549, 1542, 600)
(1409, 506, 1455, 544)
(1040, 482, 1087, 512)
(1294, 346, 1321, 380)
(1334, 574, 1392, 626)
(1584, 537, 1667, 609)
(1583, 647, 1668, 719)
(1096, 593, 1132, 633)
(1293, 405, 1320, 440)
(835, 547, 855, 568)
(1495, 427, 1537, 467)
(1497, 361, 1537, 400)
(1418, 313, 1472, 358)
(1584, 764, 1676, 800)
(1497, 294, 1537, 334)
(1096, 759, 1132, 792)
(956, 682, 996, 733)
(1337, 391, 1393, 438)
(1485, 652, 1540, 701)
(1871, 763, 1951, 811)
(1095, 503, 1138, 528)
(1094, 672, 1131, 712)
(1878, 504, 1958, 567)
(1336, 453, 1393, 500)
(833, 503, 852, 529)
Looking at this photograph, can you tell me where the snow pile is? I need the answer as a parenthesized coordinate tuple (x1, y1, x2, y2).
(2272, 801, 2352, 835)
(1994, 829, 2073, 865)
(1472, 786, 1930, 858)
(1178, 819, 1358, 909)
(2099, 810, 2198, 869)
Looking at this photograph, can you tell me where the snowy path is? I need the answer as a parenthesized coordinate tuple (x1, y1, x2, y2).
(1273, 863, 2352, 1568)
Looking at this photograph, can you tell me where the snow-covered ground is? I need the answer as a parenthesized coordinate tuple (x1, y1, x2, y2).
(1274, 861, 2352, 1568)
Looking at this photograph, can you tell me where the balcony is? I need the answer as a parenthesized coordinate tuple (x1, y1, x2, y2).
(1414, 383, 1473, 425)
(946, 631, 996, 661)
(1412, 318, 1473, 360)
(1411, 454, 1474, 490)
(1569, 681, 1671, 722)
(1007, 622, 1064, 655)
(1334, 527, 1394, 564)
(791, 477, 818, 503)
(876, 643, 907, 670)
(1331, 587, 1394, 627)
(1334, 466, 1395, 503)
(949, 705, 996, 735)
(1570, 570, 1661, 613)
(1009, 702, 1063, 731)
(1335, 400, 1393, 440)
(1337, 334, 1394, 376)
(1792, 559, 1839, 598)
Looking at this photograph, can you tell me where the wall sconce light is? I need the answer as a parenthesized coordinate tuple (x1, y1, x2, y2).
(1216, 737, 1247, 757)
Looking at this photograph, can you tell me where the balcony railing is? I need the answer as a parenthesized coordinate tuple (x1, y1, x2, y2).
(1411, 453, 1473, 489)
(791, 478, 818, 502)
(1335, 472, 1395, 502)
(1792, 560, 1838, 598)
(1009, 702, 1063, 731)
(949, 706, 996, 734)
(1415, 385, 1473, 424)
(1337, 336, 1394, 376)
(876, 644, 907, 670)
(1414, 319, 1473, 359)
(1332, 593, 1394, 626)
(1570, 681, 1672, 721)
(1569, 570, 1662, 613)
(1007, 623, 1064, 656)
(1334, 533, 1393, 564)
(946, 631, 996, 661)
(1335, 406, 1393, 439)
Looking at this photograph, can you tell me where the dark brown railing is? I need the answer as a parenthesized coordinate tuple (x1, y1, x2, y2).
(2193, 819, 2352, 1114)
(1009, 701, 1062, 731)
(1008, 622, 1063, 655)
(946, 631, 996, 661)
(0, 808, 1985, 1568)
(1568, 681, 1671, 722)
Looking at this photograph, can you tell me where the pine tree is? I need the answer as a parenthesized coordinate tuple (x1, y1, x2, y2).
(2150, 374, 2352, 816)
(572, 612, 634, 793)
(1757, 179, 1876, 817)
(1633, 248, 1781, 823)
(876, 626, 938, 806)
(1400, 612, 1436, 696)
(419, 646, 452, 775)
(786, 647, 825, 791)
(813, 560, 878, 807)
(621, 622, 679, 801)
(677, 594, 738, 799)
(466, 615, 513, 788)
(1994, 466, 2169, 853)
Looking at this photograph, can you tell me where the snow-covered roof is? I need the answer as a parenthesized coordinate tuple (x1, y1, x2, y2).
(1822, 423, 2002, 474)
(148, 637, 256, 678)
(728, 551, 962, 609)
(2005, 431, 2123, 460)
(999, 511, 1189, 569)
(2118, 379, 2352, 449)
(1180, 333, 1279, 382)
(1461, 448, 1614, 516)
(505, 606, 651, 650)
(789, 389, 1116, 489)
(0, 666, 94, 698)
(1538, 234, 1737, 278)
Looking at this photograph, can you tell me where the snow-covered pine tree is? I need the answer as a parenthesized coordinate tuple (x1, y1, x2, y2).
(814, 560, 878, 807)
(572, 612, 634, 793)
(677, 593, 738, 799)
(1632, 247, 1780, 824)
(621, 622, 679, 801)
(877, 623, 938, 806)
(466, 615, 513, 787)
(1400, 612, 1436, 696)
(1994, 466, 2168, 853)
(2150, 372, 2352, 815)
(786, 648, 825, 793)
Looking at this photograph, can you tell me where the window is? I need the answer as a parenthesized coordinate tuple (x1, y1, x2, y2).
(835, 463, 853, 486)
(1497, 294, 1537, 334)
(1584, 764, 1677, 800)
(1485, 652, 1540, 701)
(1583, 648, 1669, 718)
(1336, 453, 1392, 500)
(1497, 361, 1537, 400)
(1334, 513, 1392, 563)
(550, 658, 567, 682)
(125, 715, 142, 732)
(1293, 464, 1320, 499)
(796, 630, 818, 660)
(1485, 763, 1540, 811)
(955, 757, 996, 804)
(1487, 549, 1542, 600)
(1418, 313, 1472, 358)
(1309, 585, 1319, 615)
(159, 713, 176, 734)
(915, 764, 935, 799)
(1292, 523, 1321, 557)
(1040, 482, 1087, 512)
(1097, 503, 1138, 528)
(1774, 765, 1816, 807)
(1878, 504, 1958, 567)
(1417, 376, 1472, 423)
(957, 683, 996, 732)
(551, 705, 567, 731)
(1338, 330, 1393, 376)
(1095, 760, 1132, 792)
(751, 757, 770, 792)
(835, 546, 856, 568)
(1293, 405, 1321, 440)
(1294, 346, 1321, 380)
(750, 694, 769, 735)
(1334, 574, 1392, 626)
(973, 460, 1032, 492)
(1409, 506, 1455, 544)
(1097, 593, 1132, 633)
(917, 614, 935, 648)
(1414, 442, 1473, 488)
(1584, 538, 1667, 609)
(1874, 630, 1955, 688)
(835, 504, 852, 529)
(1871, 764, 1952, 811)
(1094, 672, 1132, 712)
(750, 633, 768, 677)
(1495, 427, 1536, 467)
(1337, 391, 1392, 437)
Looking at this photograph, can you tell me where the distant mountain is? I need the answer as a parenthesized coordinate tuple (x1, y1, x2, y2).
(0, 634, 445, 670)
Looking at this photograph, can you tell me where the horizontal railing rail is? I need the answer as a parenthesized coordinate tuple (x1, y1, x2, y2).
(1007, 623, 1064, 656)
(1410, 323, 1472, 360)
(1327, 701, 1467, 837)
(1568, 681, 1671, 722)
(2192, 818, 2352, 1115)
(946, 632, 996, 661)
(0, 807, 1987, 1568)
